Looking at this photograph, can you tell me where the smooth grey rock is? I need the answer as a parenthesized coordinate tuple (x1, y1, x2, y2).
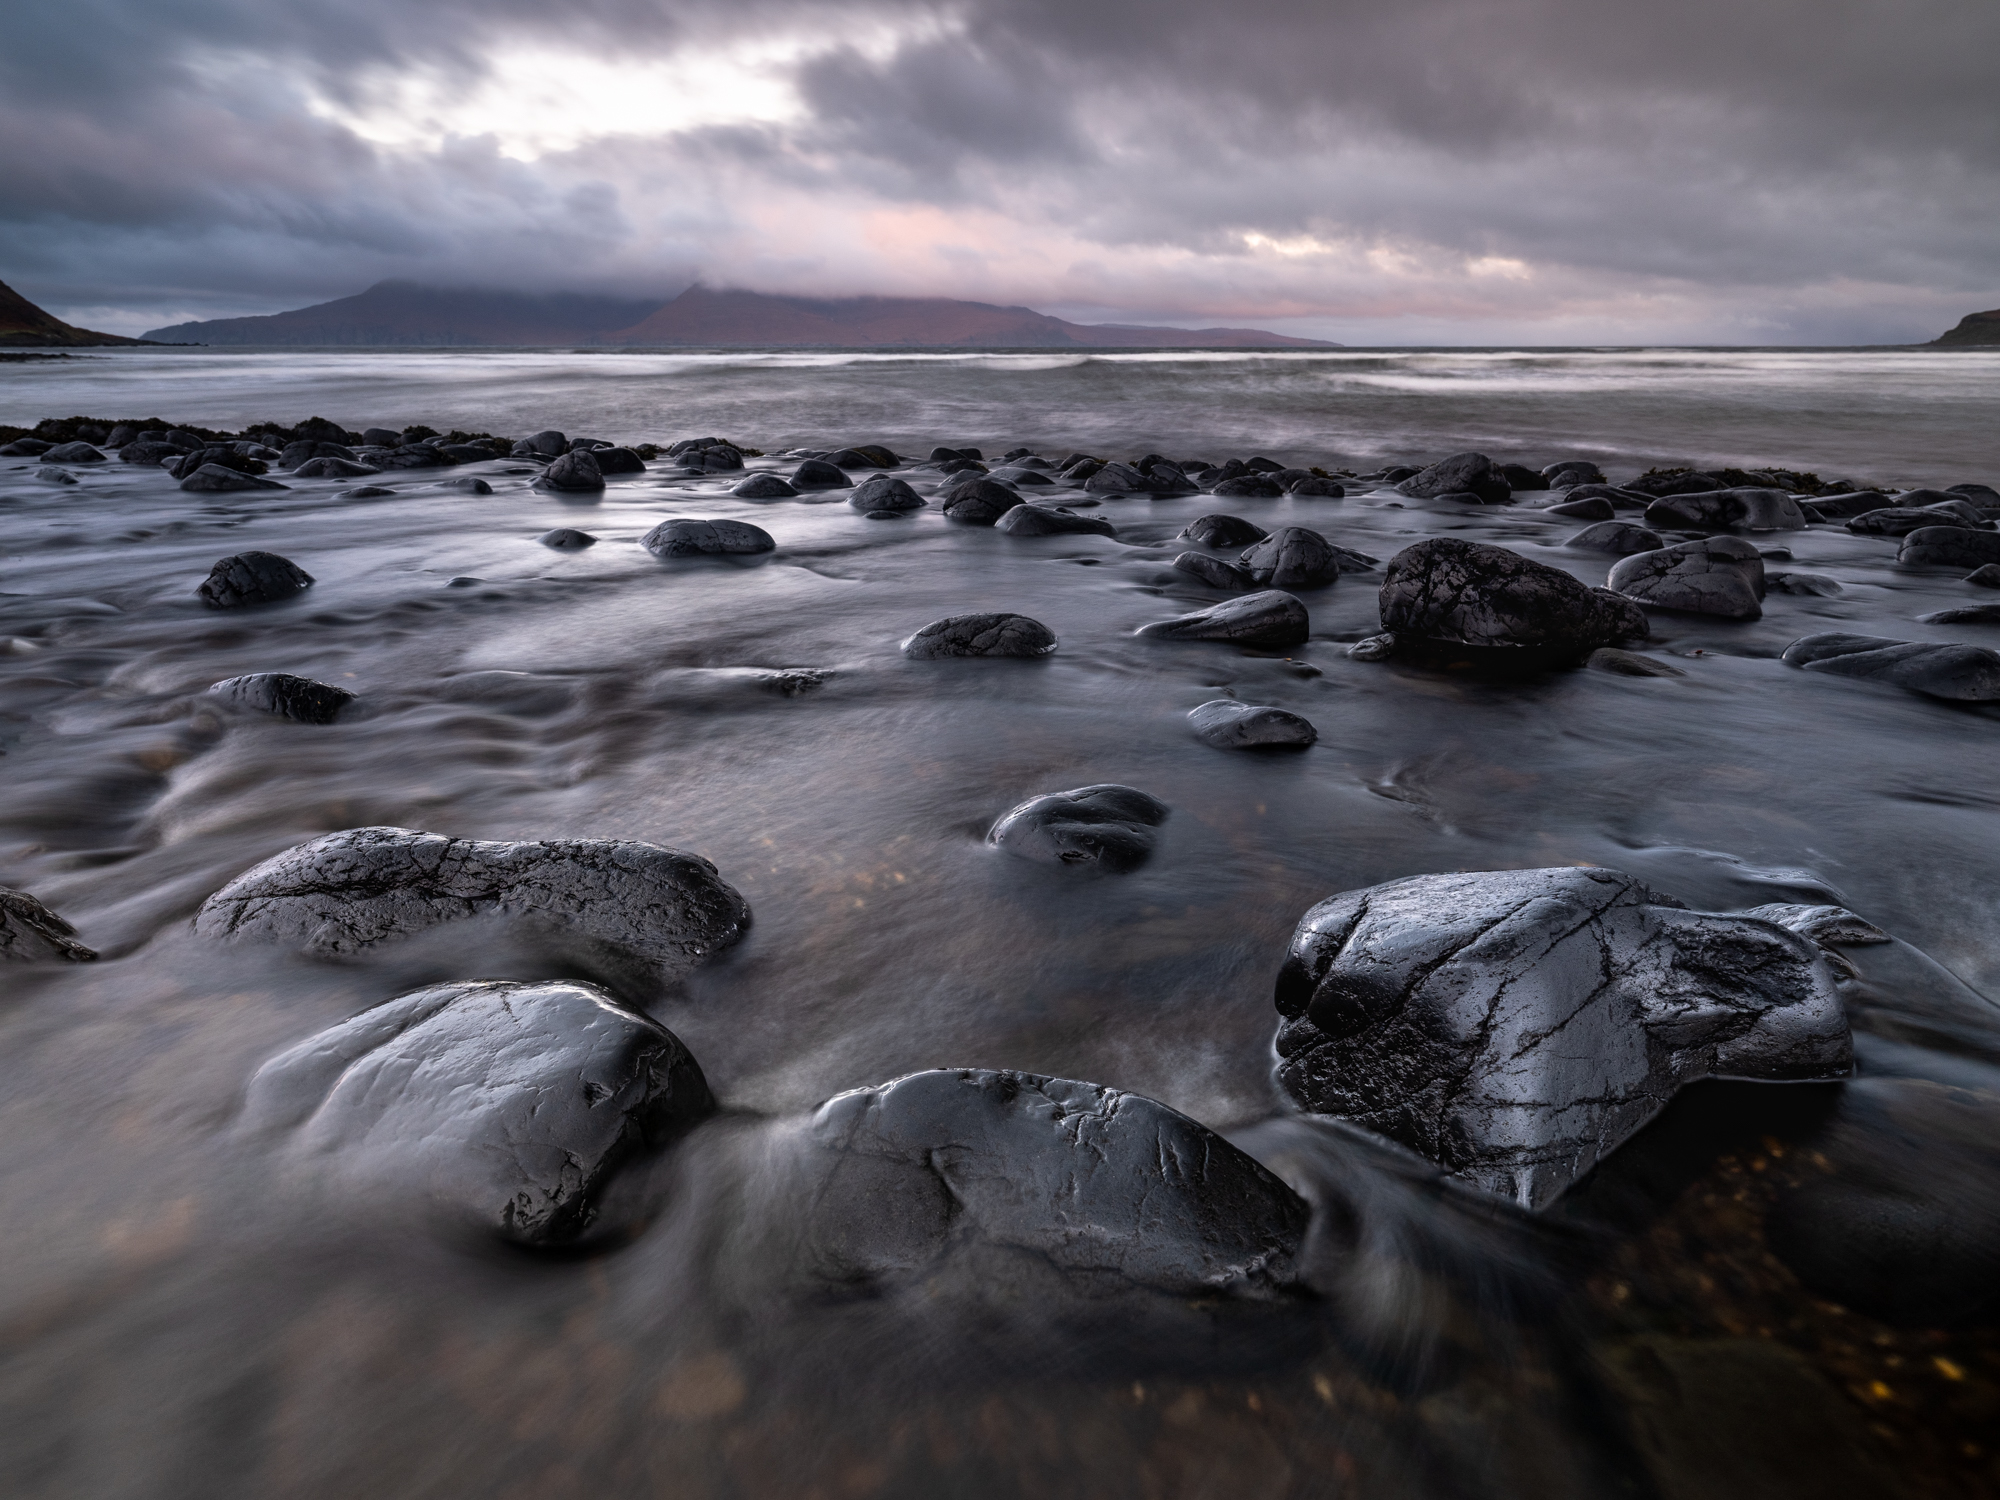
(42, 442, 105, 463)
(1847, 505, 1985, 537)
(196, 551, 314, 608)
(1347, 633, 1397, 661)
(641, 518, 775, 557)
(1968, 565, 2000, 588)
(1237, 526, 1363, 589)
(988, 784, 1168, 871)
(903, 612, 1057, 659)
(438, 477, 492, 495)
(1565, 522, 1665, 555)
(1271, 867, 1851, 1210)
(1919, 604, 2000, 624)
(1780, 633, 2000, 701)
(526, 429, 569, 456)
(1396, 452, 1510, 504)
(1178, 514, 1267, 548)
(1381, 538, 1648, 654)
(733, 472, 799, 500)
(1187, 699, 1317, 749)
(990, 467, 1055, 487)
(1608, 536, 1765, 620)
(180, 464, 288, 493)
(0, 438, 51, 456)
(1084, 461, 1147, 494)
(1499, 463, 1549, 492)
(1587, 647, 1687, 678)
(196, 826, 750, 977)
(242, 978, 713, 1245)
(538, 527, 597, 549)
(1172, 552, 1257, 590)
(361, 428, 400, 447)
(209, 672, 355, 724)
(789, 458, 852, 490)
(1625, 469, 1727, 498)
(1898, 527, 2000, 569)
(995, 504, 1115, 537)
(0, 887, 97, 962)
(1137, 589, 1309, 647)
(847, 475, 921, 511)
(293, 456, 379, 479)
(1552, 483, 1652, 511)
(340, 485, 395, 499)
(537, 449, 604, 492)
(1949, 482, 2000, 511)
(1642, 488, 1807, 532)
(941, 479, 1025, 525)
(1284, 472, 1345, 497)
(799, 1069, 1305, 1294)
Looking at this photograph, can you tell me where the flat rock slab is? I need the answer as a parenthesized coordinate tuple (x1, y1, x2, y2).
(242, 978, 713, 1245)
(799, 1069, 1306, 1294)
(1137, 589, 1309, 647)
(1381, 537, 1647, 655)
(0, 887, 98, 962)
(1608, 536, 1765, 620)
(1781, 632, 2000, 701)
(1188, 699, 1317, 748)
(903, 612, 1057, 659)
(988, 783, 1168, 871)
(209, 672, 355, 724)
(196, 552, 315, 608)
(1271, 866, 1850, 1210)
(641, 519, 775, 557)
(195, 826, 750, 977)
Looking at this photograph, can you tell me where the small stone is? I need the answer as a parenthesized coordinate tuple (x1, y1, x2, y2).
(1765, 571, 1843, 596)
(1587, 648, 1687, 678)
(439, 477, 493, 495)
(208, 672, 355, 723)
(988, 784, 1169, 871)
(538, 528, 597, 549)
(1187, 699, 1317, 748)
(1137, 590, 1310, 647)
(640, 519, 775, 557)
(1546, 496, 1615, 520)
(293, 457, 380, 479)
(1965, 565, 2000, 588)
(903, 613, 1058, 659)
(0, 887, 97, 962)
(1346, 633, 1397, 661)
(196, 551, 315, 608)
(32, 466, 77, 485)
(941, 479, 1024, 526)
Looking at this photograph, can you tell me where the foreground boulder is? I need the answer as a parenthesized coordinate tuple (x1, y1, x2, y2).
(1396, 452, 1510, 504)
(1781, 633, 2000, 701)
(196, 552, 314, 608)
(1137, 590, 1309, 647)
(195, 827, 750, 978)
(209, 673, 355, 724)
(1898, 527, 2000, 570)
(242, 978, 713, 1245)
(799, 1069, 1305, 1294)
(641, 519, 775, 557)
(1607, 536, 1765, 619)
(988, 784, 1168, 871)
(1272, 867, 1851, 1210)
(1187, 700, 1317, 749)
(903, 612, 1057, 659)
(1642, 488, 1808, 532)
(1378, 538, 1646, 659)
(0, 887, 97, 962)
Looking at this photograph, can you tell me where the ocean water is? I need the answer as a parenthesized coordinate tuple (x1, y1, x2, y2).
(1, 347, 1997, 1499)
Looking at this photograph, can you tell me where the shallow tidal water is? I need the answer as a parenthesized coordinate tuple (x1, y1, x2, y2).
(2, 347, 1999, 1498)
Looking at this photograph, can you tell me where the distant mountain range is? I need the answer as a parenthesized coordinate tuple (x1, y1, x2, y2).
(1, 279, 149, 346)
(1932, 308, 2000, 347)
(143, 281, 1338, 349)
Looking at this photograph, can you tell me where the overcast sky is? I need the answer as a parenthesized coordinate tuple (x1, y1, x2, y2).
(4, 0, 1995, 343)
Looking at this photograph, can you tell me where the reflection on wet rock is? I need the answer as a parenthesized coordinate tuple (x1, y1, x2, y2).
(243, 978, 713, 1245)
(208, 671, 355, 724)
(799, 1069, 1306, 1294)
(1187, 699, 1317, 749)
(988, 784, 1169, 870)
(902, 611, 1057, 659)
(1137, 589, 1309, 646)
(1272, 867, 1852, 1210)
(1782, 633, 2000, 701)
(0, 886, 98, 961)
(195, 550, 315, 608)
(195, 826, 750, 977)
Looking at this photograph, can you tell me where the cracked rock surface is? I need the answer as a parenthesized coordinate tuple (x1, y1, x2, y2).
(902, 611, 1057, 658)
(988, 784, 1168, 870)
(196, 551, 314, 608)
(798, 1068, 1307, 1295)
(1237, 526, 1372, 589)
(0, 887, 98, 962)
(1607, 536, 1765, 619)
(1380, 537, 1647, 655)
(1271, 866, 1851, 1210)
(1781, 633, 2000, 701)
(242, 978, 713, 1244)
(194, 826, 750, 977)
(208, 672, 355, 724)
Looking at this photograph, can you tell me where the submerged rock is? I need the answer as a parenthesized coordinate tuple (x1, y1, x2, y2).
(1379, 538, 1647, 657)
(1565, 522, 1664, 555)
(195, 826, 750, 977)
(995, 504, 1115, 537)
(1271, 867, 1851, 1210)
(33, 466, 77, 485)
(847, 475, 922, 511)
(1780, 633, 2000, 701)
(1546, 496, 1615, 521)
(0, 887, 98, 962)
(1179, 514, 1268, 548)
(988, 784, 1169, 871)
(1211, 474, 1284, 500)
(641, 519, 775, 557)
(1187, 699, 1317, 748)
(242, 978, 713, 1245)
(1607, 536, 1765, 620)
(1586, 647, 1687, 678)
(196, 551, 314, 608)
(537, 527, 597, 549)
(1396, 452, 1510, 504)
(733, 472, 798, 500)
(1137, 589, 1310, 647)
(208, 672, 355, 724)
(799, 1069, 1305, 1294)
(1919, 604, 2000, 624)
(903, 612, 1058, 659)
(1969, 565, 2000, 588)
(181, 464, 288, 493)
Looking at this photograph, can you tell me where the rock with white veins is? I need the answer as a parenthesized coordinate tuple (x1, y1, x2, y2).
(1271, 866, 1851, 1210)
(195, 826, 750, 978)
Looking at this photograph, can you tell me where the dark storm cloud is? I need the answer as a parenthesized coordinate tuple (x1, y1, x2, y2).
(4, 0, 1994, 340)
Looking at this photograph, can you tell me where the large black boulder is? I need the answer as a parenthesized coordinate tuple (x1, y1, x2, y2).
(209, 672, 355, 724)
(1396, 452, 1510, 504)
(241, 978, 714, 1245)
(1607, 536, 1765, 619)
(1137, 590, 1310, 647)
(641, 519, 775, 557)
(796, 1069, 1305, 1295)
(1272, 867, 1852, 1209)
(195, 826, 750, 979)
(1642, 488, 1809, 532)
(1780, 633, 2000, 701)
(995, 504, 1115, 537)
(1, 887, 97, 962)
(988, 784, 1168, 871)
(903, 612, 1057, 659)
(1379, 538, 1647, 657)
(196, 551, 314, 608)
